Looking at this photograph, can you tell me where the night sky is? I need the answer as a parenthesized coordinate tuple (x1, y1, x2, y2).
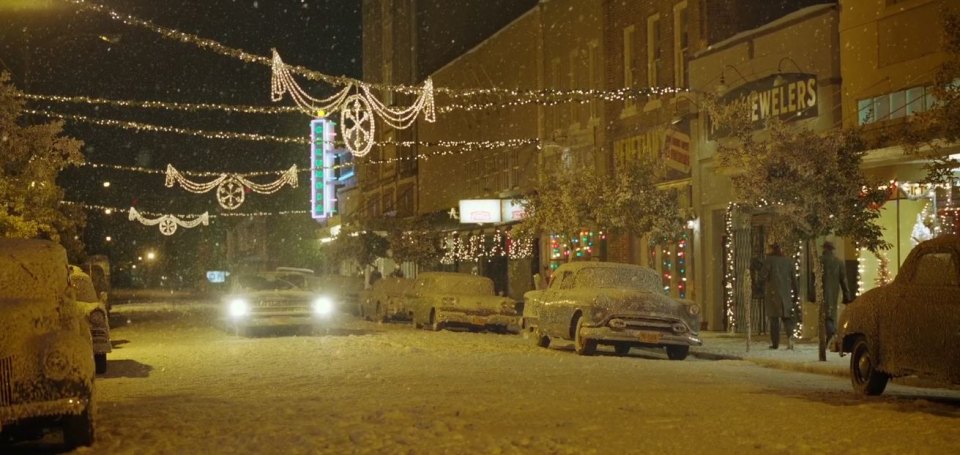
(0, 0, 536, 267)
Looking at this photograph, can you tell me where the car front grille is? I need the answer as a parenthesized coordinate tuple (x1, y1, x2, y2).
(609, 316, 680, 333)
(1, 355, 13, 407)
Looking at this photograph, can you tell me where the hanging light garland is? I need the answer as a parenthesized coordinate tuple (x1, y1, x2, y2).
(63, 0, 689, 103)
(62, 200, 309, 218)
(128, 207, 209, 236)
(26, 108, 309, 144)
(20, 92, 301, 115)
(165, 164, 298, 210)
(272, 50, 436, 157)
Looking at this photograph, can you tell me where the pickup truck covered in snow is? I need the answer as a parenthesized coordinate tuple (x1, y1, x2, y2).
(0, 239, 96, 449)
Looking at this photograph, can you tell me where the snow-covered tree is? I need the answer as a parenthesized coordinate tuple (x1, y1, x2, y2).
(387, 215, 446, 265)
(515, 157, 687, 258)
(710, 98, 889, 360)
(0, 72, 86, 255)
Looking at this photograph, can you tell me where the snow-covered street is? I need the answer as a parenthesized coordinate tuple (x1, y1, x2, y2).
(6, 301, 960, 454)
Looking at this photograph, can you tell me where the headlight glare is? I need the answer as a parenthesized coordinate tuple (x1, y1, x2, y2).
(313, 297, 334, 316)
(687, 303, 701, 316)
(229, 298, 249, 318)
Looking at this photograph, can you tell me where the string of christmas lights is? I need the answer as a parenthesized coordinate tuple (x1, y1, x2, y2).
(27, 108, 309, 144)
(61, 200, 310, 218)
(29, 108, 541, 160)
(440, 230, 533, 263)
(62, 0, 689, 103)
(21, 86, 682, 119)
(20, 92, 301, 115)
(165, 164, 299, 210)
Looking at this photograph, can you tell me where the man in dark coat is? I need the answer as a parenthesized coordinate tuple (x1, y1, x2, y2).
(821, 241, 851, 339)
(760, 243, 798, 349)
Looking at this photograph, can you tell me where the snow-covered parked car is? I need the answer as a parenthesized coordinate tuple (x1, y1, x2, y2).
(407, 272, 520, 332)
(359, 277, 414, 322)
(523, 262, 702, 359)
(69, 266, 111, 375)
(223, 269, 338, 335)
(0, 239, 96, 449)
(831, 234, 960, 395)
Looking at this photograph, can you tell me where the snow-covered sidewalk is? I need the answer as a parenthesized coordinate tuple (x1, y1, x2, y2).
(691, 332, 848, 378)
(692, 332, 960, 391)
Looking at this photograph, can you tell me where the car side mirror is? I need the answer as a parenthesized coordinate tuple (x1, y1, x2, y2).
(99, 291, 109, 303)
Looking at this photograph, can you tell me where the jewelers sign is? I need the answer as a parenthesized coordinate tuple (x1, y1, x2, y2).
(709, 72, 818, 138)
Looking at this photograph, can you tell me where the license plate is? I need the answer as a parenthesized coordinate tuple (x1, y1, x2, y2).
(636, 331, 661, 344)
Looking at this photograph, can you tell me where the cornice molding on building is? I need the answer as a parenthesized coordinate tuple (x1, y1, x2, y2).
(693, 3, 837, 61)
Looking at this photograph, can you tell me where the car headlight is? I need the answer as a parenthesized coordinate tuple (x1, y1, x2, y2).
(687, 303, 701, 317)
(313, 297, 334, 316)
(43, 348, 71, 381)
(229, 298, 249, 318)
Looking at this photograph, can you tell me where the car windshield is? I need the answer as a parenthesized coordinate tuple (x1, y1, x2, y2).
(432, 276, 493, 295)
(575, 267, 660, 292)
(235, 273, 299, 291)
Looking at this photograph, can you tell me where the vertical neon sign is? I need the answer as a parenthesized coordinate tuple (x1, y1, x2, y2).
(310, 119, 336, 219)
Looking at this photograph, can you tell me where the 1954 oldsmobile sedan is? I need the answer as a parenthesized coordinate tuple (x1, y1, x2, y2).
(407, 272, 521, 333)
(523, 262, 702, 359)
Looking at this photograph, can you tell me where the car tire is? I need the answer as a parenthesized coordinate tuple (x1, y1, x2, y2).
(429, 309, 443, 332)
(94, 353, 107, 374)
(850, 336, 889, 395)
(614, 343, 631, 356)
(62, 403, 95, 449)
(666, 345, 689, 360)
(529, 326, 550, 348)
(573, 315, 597, 356)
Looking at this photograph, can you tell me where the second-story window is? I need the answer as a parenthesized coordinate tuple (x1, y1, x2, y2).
(648, 14, 662, 87)
(674, 2, 688, 88)
(623, 25, 636, 110)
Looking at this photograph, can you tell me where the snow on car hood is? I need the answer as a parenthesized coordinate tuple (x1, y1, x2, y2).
(570, 288, 696, 324)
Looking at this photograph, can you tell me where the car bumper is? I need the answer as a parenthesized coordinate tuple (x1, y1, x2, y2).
(437, 311, 520, 331)
(230, 311, 332, 327)
(580, 325, 702, 347)
(0, 396, 90, 429)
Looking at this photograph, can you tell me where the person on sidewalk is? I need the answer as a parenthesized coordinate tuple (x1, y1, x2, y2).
(820, 241, 851, 340)
(760, 243, 798, 349)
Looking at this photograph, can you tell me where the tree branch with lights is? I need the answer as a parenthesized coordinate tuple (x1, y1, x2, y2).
(708, 94, 889, 361)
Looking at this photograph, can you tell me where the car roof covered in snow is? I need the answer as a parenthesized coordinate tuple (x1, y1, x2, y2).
(0, 238, 69, 303)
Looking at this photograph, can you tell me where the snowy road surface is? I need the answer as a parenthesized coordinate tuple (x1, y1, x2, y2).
(5, 301, 960, 454)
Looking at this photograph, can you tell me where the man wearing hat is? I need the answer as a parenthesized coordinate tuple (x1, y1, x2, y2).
(821, 241, 851, 339)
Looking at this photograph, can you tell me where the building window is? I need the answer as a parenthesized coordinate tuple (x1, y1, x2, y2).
(588, 40, 599, 121)
(857, 86, 935, 125)
(623, 25, 636, 110)
(569, 49, 579, 126)
(551, 58, 562, 131)
(673, 2, 688, 88)
(647, 14, 662, 87)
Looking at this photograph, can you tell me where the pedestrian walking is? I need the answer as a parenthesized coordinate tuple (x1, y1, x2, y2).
(759, 243, 798, 349)
(820, 241, 851, 339)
